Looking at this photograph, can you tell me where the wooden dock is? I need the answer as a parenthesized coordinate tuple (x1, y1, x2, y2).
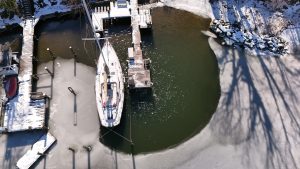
(92, 0, 153, 89)
(0, 18, 47, 133)
(128, 0, 152, 89)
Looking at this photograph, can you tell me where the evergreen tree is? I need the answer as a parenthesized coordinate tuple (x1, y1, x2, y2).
(0, 0, 19, 18)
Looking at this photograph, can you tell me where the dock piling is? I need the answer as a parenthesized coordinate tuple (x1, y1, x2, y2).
(44, 67, 54, 78)
(69, 46, 77, 77)
(68, 87, 77, 126)
(46, 48, 56, 60)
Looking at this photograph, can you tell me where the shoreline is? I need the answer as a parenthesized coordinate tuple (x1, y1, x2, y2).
(127, 1, 300, 169)
(120, 1, 300, 169)
(0, 0, 300, 168)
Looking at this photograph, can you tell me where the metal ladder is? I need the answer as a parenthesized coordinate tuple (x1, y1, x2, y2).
(18, 0, 34, 19)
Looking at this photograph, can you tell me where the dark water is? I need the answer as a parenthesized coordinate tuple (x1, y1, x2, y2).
(0, 28, 23, 53)
(34, 14, 99, 67)
(34, 7, 220, 154)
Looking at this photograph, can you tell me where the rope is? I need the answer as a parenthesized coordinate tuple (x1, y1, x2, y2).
(79, 8, 97, 66)
(99, 130, 111, 139)
(130, 106, 133, 144)
(109, 128, 133, 144)
(100, 127, 133, 144)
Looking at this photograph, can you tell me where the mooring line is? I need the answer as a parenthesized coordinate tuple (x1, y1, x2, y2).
(109, 129, 132, 144)
(100, 130, 111, 139)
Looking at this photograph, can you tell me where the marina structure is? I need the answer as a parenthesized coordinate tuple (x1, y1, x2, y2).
(0, 18, 48, 133)
(92, 0, 153, 89)
(82, 0, 125, 127)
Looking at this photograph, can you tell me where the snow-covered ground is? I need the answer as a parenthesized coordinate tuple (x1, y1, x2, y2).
(0, 0, 71, 29)
(1, 0, 300, 168)
(0, 15, 22, 29)
(130, 0, 300, 169)
(33, 0, 71, 17)
(163, 0, 213, 18)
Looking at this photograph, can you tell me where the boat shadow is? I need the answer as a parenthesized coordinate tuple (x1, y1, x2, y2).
(99, 88, 153, 154)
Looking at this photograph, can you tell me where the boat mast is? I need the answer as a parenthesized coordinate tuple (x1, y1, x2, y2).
(81, 0, 109, 73)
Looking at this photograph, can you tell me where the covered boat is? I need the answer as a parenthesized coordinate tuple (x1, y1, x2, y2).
(4, 76, 18, 100)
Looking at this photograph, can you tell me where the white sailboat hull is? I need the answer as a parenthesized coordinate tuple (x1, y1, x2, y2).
(96, 40, 124, 127)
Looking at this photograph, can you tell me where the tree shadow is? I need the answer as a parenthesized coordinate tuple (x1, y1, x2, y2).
(1, 130, 45, 169)
(283, 27, 300, 59)
(210, 36, 300, 169)
(209, 1, 300, 168)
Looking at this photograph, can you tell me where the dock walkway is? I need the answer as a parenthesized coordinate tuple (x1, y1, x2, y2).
(92, 0, 153, 89)
(0, 18, 47, 133)
(127, 0, 152, 88)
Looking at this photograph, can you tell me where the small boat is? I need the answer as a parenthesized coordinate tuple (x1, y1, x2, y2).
(95, 39, 124, 127)
(4, 76, 18, 100)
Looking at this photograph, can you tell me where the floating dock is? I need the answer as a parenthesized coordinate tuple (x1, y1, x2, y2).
(0, 18, 47, 133)
(128, 0, 152, 89)
(92, 0, 153, 89)
(16, 132, 56, 169)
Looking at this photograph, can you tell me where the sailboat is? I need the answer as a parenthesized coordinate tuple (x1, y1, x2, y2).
(95, 39, 124, 127)
(81, 0, 124, 127)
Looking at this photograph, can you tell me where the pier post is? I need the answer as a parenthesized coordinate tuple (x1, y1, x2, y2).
(45, 66, 54, 98)
(47, 48, 56, 85)
(44, 67, 54, 78)
(83, 145, 92, 152)
(69, 46, 77, 77)
(68, 147, 75, 152)
(83, 145, 92, 169)
(32, 74, 39, 80)
(68, 87, 77, 126)
(68, 147, 76, 169)
(46, 48, 56, 60)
